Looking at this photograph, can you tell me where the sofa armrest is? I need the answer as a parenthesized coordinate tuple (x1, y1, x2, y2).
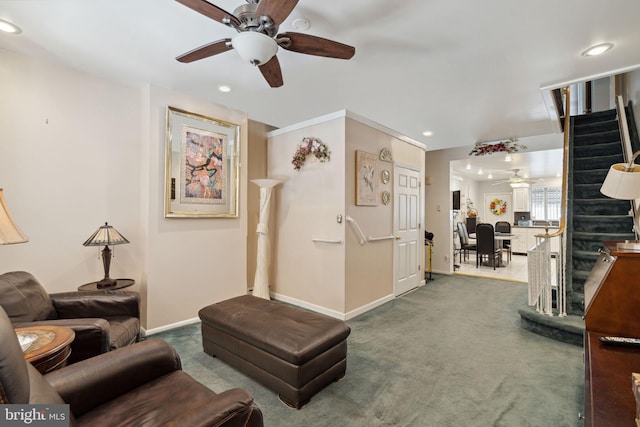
(45, 339, 181, 416)
(50, 291, 140, 319)
(201, 388, 264, 427)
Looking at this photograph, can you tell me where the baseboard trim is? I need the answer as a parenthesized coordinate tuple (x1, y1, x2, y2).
(144, 316, 201, 336)
(271, 292, 396, 321)
(345, 294, 395, 320)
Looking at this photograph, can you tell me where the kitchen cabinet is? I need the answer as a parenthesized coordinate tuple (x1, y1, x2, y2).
(511, 227, 559, 254)
(512, 187, 530, 212)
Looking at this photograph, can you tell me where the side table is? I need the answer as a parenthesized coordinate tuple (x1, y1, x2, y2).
(16, 326, 75, 374)
(78, 278, 135, 291)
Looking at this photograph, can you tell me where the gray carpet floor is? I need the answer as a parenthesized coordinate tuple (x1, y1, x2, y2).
(154, 274, 584, 427)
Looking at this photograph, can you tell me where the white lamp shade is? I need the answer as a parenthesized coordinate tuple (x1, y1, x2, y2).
(0, 189, 28, 245)
(232, 31, 278, 65)
(600, 163, 640, 200)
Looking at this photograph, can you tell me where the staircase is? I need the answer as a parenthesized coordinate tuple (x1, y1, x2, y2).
(520, 105, 639, 346)
(566, 108, 636, 315)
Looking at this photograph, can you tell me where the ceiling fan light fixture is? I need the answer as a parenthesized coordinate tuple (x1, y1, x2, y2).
(232, 31, 278, 66)
(510, 182, 529, 188)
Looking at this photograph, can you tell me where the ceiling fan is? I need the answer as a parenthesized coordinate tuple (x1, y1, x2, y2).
(492, 169, 539, 186)
(174, 0, 356, 88)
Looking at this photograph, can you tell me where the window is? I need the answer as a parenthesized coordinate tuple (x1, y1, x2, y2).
(530, 187, 561, 221)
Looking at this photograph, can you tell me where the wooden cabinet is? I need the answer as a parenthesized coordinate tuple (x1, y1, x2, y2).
(512, 187, 530, 212)
(583, 241, 640, 426)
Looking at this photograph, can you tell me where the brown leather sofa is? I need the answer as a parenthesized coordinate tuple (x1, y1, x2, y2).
(0, 307, 263, 427)
(0, 271, 140, 363)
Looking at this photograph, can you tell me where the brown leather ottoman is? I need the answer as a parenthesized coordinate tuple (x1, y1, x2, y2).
(198, 295, 350, 409)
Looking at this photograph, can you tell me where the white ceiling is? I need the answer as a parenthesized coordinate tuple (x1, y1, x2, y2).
(1, 0, 639, 151)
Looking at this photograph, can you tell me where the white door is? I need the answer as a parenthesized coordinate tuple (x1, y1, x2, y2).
(394, 166, 421, 296)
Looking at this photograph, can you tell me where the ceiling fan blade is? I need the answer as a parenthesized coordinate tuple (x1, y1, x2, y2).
(256, 0, 299, 26)
(258, 56, 283, 88)
(277, 32, 355, 59)
(176, 39, 233, 63)
(175, 0, 241, 27)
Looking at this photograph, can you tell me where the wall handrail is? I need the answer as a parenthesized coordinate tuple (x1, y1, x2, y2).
(367, 235, 397, 242)
(345, 215, 367, 246)
(311, 237, 343, 244)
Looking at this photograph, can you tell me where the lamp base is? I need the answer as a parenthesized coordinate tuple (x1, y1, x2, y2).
(96, 277, 117, 288)
(616, 240, 640, 251)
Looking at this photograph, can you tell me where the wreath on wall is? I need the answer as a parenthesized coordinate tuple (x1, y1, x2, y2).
(291, 137, 331, 170)
(489, 199, 507, 215)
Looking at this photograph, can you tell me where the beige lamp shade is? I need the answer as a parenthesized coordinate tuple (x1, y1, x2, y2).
(83, 222, 129, 246)
(0, 188, 28, 245)
(600, 163, 640, 200)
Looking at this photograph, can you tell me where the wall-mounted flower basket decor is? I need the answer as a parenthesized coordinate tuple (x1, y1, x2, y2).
(291, 137, 330, 170)
(469, 138, 526, 156)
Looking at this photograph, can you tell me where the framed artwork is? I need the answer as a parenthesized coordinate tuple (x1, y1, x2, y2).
(165, 106, 240, 218)
(356, 150, 378, 206)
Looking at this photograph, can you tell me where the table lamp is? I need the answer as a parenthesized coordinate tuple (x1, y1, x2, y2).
(0, 188, 28, 245)
(600, 151, 640, 250)
(83, 222, 129, 287)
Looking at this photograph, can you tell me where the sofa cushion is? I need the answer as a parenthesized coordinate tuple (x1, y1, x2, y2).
(0, 271, 55, 322)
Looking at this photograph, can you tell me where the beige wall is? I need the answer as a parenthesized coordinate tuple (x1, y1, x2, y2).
(268, 117, 347, 315)
(0, 49, 141, 292)
(344, 118, 425, 312)
(142, 85, 249, 330)
(0, 49, 256, 332)
(268, 112, 425, 318)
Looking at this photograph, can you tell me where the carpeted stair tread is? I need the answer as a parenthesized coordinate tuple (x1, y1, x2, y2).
(573, 109, 617, 125)
(518, 306, 584, 346)
(573, 130, 621, 145)
(573, 119, 620, 135)
(572, 249, 600, 260)
(573, 169, 609, 184)
(572, 153, 624, 170)
(572, 231, 635, 242)
(572, 141, 623, 157)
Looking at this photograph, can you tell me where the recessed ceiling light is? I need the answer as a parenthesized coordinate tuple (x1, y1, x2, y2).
(488, 174, 493, 179)
(218, 85, 231, 93)
(0, 19, 22, 34)
(504, 155, 512, 162)
(422, 131, 433, 137)
(581, 43, 614, 57)
(292, 18, 310, 31)
(478, 169, 483, 175)
(465, 164, 471, 170)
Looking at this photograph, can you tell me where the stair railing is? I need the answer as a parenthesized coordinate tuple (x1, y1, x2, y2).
(527, 86, 570, 317)
(615, 95, 639, 239)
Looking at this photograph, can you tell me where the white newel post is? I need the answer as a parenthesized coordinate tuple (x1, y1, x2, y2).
(251, 179, 283, 300)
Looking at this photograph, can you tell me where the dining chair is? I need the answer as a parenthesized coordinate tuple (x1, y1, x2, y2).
(456, 222, 476, 263)
(476, 223, 502, 269)
(495, 221, 512, 261)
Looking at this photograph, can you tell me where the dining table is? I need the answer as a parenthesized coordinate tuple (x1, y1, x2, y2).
(469, 232, 516, 267)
